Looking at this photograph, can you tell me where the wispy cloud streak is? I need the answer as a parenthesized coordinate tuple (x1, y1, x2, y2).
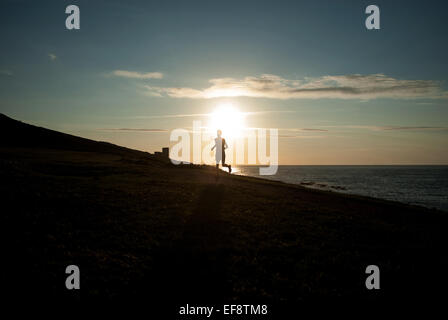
(325, 125, 448, 131)
(98, 128, 168, 132)
(124, 110, 294, 119)
(112, 70, 163, 79)
(145, 74, 448, 100)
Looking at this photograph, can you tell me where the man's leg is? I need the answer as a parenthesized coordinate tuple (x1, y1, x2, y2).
(222, 152, 232, 173)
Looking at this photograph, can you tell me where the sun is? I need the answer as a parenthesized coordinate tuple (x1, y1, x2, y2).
(208, 103, 246, 139)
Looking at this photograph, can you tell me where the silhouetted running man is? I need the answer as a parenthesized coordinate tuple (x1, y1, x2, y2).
(211, 129, 232, 173)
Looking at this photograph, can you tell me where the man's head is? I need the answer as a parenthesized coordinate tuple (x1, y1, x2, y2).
(217, 129, 222, 137)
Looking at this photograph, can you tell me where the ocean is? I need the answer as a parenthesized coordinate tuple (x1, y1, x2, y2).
(234, 165, 448, 211)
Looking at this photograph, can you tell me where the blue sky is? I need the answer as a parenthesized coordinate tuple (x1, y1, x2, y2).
(1, 0, 447, 164)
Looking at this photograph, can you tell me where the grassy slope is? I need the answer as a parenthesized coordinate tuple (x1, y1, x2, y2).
(1, 114, 447, 310)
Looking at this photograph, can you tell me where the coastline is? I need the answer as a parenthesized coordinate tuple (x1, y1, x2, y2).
(235, 165, 448, 212)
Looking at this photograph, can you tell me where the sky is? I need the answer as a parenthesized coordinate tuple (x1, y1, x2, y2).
(1, 0, 447, 164)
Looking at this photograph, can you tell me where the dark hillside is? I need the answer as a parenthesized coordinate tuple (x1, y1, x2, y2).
(0, 113, 150, 157)
(1, 114, 447, 313)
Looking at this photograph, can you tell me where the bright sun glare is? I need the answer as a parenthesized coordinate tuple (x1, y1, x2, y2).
(208, 103, 246, 139)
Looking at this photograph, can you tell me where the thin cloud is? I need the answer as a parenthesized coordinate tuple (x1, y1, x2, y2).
(290, 128, 328, 132)
(48, 53, 57, 61)
(112, 70, 163, 79)
(279, 135, 327, 139)
(124, 110, 294, 120)
(324, 125, 448, 131)
(279, 128, 328, 133)
(145, 73, 448, 100)
(278, 128, 328, 138)
(302, 128, 328, 132)
(98, 128, 168, 132)
(381, 126, 448, 131)
(126, 113, 210, 119)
